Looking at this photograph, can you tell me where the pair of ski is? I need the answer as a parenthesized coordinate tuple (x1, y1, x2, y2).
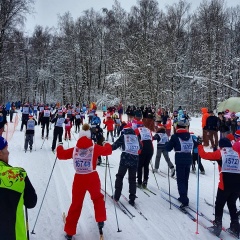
(137, 185, 157, 197)
(102, 189, 135, 219)
(160, 189, 239, 239)
(120, 193, 148, 220)
(62, 212, 104, 240)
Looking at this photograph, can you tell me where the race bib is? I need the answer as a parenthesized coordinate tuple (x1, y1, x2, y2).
(139, 127, 152, 141)
(27, 120, 35, 130)
(178, 137, 193, 153)
(124, 134, 140, 155)
(157, 133, 169, 144)
(56, 118, 65, 127)
(22, 107, 29, 114)
(221, 148, 240, 173)
(73, 146, 94, 174)
(43, 110, 50, 117)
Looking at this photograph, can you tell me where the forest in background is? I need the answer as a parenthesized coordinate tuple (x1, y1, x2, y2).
(0, 0, 240, 112)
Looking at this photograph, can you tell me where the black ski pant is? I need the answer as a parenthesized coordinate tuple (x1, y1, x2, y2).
(10, 110, 14, 122)
(106, 131, 114, 142)
(24, 134, 34, 150)
(52, 126, 63, 151)
(137, 148, 153, 185)
(42, 121, 50, 137)
(114, 165, 137, 201)
(176, 164, 191, 206)
(21, 115, 29, 131)
(75, 119, 81, 132)
(215, 188, 239, 223)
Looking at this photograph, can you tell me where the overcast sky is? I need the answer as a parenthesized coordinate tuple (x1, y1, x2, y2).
(24, 0, 239, 35)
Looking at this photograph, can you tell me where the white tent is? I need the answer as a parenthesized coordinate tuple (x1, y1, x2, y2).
(217, 97, 240, 112)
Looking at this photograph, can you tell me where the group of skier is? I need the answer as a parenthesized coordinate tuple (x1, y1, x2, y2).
(1, 101, 240, 240)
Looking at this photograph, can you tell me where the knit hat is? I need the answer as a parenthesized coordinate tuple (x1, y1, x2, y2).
(0, 136, 8, 150)
(78, 123, 91, 139)
(219, 138, 232, 148)
(234, 130, 240, 139)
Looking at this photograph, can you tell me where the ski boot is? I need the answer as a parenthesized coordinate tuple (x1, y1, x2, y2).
(98, 222, 104, 240)
(208, 219, 222, 237)
(129, 199, 135, 206)
(142, 180, 147, 189)
(227, 220, 240, 238)
(137, 182, 142, 188)
(98, 222, 104, 230)
(65, 234, 73, 240)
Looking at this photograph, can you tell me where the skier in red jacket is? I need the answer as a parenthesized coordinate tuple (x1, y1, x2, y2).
(56, 123, 112, 240)
(198, 138, 240, 238)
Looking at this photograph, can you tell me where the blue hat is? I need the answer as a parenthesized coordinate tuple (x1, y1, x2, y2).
(219, 138, 232, 148)
(0, 136, 8, 150)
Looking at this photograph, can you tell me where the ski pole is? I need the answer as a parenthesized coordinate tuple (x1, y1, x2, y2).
(195, 153, 200, 234)
(31, 156, 58, 234)
(212, 161, 216, 215)
(71, 130, 77, 141)
(150, 159, 160, 190)
(40, 137, 45, 149)
(6, 123, 8, 141)
(25, 207, 30, 240)
(106, 156, 121, 232)
(34, 135, 36, 151)
(104, 156, 108, 201)
(167, 167, 172, 209)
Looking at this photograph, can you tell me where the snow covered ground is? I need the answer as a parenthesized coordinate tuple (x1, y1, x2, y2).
(4, 112, 235, 240)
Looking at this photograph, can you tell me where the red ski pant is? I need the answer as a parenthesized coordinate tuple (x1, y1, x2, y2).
(65, 128, 71, 139)
(64, 172, 106, 236)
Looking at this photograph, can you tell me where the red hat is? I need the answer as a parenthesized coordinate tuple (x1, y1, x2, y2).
(234, 130, 240, 139)
(29, 115, 34, 119)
